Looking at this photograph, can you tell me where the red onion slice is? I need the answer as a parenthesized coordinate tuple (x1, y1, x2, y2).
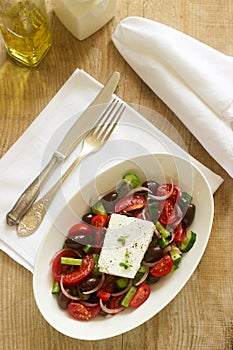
(60, 276, 81, 301)
(166, 231, 175, 245)
(171, 245, 182, 254)
(127, 186, 152, 196)
(154, 228, 161, 238)
(100, 299, 124, 314)
(82, 273, 105, 295)
(148, 180, 174, 201)
(163, 245, 172, 254)
(135, 267, 149, 286)
(79, 301, 99, 307)
(168, 204, 183, 228)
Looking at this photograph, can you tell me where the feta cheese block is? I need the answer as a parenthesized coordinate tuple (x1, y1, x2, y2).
(98, 213, 155, 278)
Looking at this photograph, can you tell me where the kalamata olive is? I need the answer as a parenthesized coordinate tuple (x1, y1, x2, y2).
(79, 276, 101, 293)
(101, 191, 118, 213)
(57, 290, 70, 309)
(143, 246, 163, 263)
(82, 212, 94, 224)
(146, 274, 160, 284)
(142, 180, 159, 194)
(65, 233, 94, 249)
(182, 203, 196, 227)
(102, 191, 118, 202)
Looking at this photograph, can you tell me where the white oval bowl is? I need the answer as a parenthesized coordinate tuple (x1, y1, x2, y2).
(33, 153, 214, 340)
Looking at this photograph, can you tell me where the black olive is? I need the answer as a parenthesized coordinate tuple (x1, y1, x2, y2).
(142, 180, 159, 194)
(143, 246, 163, 263)
(65, 232, 94, 249)
(82, 212, 94, 224)
(102, 191, 118, 202)
(57, 290, 70, 309)
(79, 276, 101, 293)
(182, 203, 196, 227)
(101, 191, 118, 213)
(146, 275, 160, 284)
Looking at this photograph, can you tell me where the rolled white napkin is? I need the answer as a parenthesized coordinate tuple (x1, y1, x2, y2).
(112, 16, 233, 177)
(0, 69, 223, 272)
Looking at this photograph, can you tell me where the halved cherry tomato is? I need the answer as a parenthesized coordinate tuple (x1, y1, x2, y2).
(156, 184, 182, 203)
(68, 302, 100, 321)
(173, 222, 187, 242)
(115, 195, 147, 213)
(68, 223, 92, 237)
(52, 253, 94, 286)
(91, 214, 108, 228)
(97, 289, 111, 302)
(158, 199, 177, 226)
(51, 249, 80, 282)
(129, 283, 150, 308)
(150, 253, 174, 277)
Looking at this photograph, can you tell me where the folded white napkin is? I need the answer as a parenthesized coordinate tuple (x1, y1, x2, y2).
(0, 69, 223, 272)
(112, 17, 233, 177)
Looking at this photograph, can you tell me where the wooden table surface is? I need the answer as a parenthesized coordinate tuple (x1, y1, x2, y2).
(1, 1, 233, 349)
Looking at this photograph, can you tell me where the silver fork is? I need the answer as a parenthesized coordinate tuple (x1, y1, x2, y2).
(17, 99, 126, 236)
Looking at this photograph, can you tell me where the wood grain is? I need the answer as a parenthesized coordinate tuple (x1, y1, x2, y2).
(1, 1, 233, 349)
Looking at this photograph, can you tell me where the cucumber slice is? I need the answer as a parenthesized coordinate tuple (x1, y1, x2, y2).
(121, 286, 137, 307)
(51, 280, 60, 294)
(91, 200, 107, 215)
(123, 173, 141, 188)
(116, 277, 129, 289)
(60, 257, 82, 265)
(170, 249, 182, 263)
(179, 231, 197, 252)
(156, 221, 170, 238)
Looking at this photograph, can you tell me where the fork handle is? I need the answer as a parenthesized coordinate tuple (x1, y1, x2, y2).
(6, 154, 62, 226)
(17, 152, 87, 236)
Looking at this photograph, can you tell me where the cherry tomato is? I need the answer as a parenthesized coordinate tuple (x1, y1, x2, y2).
(68, 223, 92, 237)
(173, 222, 187, 242)
(158, 199, 177, 226)
(91, 214, 108, 228)
(129, 283, 150, 308)
(68, 302, 100, 321)
(52, 253, 94, 286)
(115, 195, 147, 213)
(97, 289, 111, 302)
(51, 249, 80, 282)
(156, 184, 182, 202)
(150, 254, 174, 277)
(133, 209, 145, 219)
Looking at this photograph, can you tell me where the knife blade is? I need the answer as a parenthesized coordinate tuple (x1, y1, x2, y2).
(6, 71, 120, 226)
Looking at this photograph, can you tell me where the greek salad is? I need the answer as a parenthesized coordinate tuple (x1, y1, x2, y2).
(51, 173, 197, 321)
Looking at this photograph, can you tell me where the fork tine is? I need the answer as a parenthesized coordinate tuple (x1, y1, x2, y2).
(92, 98, 119, 137)
(99, 103, 126, 142)
(86, 98, 118, 138)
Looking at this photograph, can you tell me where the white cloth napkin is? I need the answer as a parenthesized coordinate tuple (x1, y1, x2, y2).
(0, 69, 223, 272)
(112, 16, 233, 177)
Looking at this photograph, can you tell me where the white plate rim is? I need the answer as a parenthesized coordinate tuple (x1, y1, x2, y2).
(33, 153, 214, 340)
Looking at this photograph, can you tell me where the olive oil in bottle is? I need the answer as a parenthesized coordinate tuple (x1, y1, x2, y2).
(0, 0, 51, 67)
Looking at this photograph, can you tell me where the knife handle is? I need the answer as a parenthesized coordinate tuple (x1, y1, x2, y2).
(6, 154, 62, 226)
